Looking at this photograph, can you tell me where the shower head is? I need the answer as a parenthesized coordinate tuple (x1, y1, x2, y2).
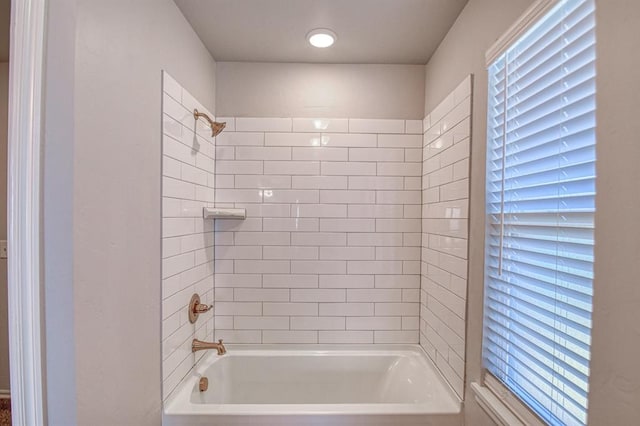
(210, 121, 226, 137)
(193, 109, 226, 138)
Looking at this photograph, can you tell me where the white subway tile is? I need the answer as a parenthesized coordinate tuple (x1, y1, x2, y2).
(404, 120, 423, 135)
(319, 275, 374, 289)
(263, 246, 319, 260)
(347, 205, 404, 218)
(452, 158, 470, 181)
(291, 232, 346, 246)
(441, 97, 471, 134)
(291, 317, 345, 330)
(267, 189, 319, 204)
(215, 330, 262, 343)
(320, 190, 375, 204)
(162, 252, 195, 279)
(163, 177, 195, 200)
(234, 260, 290, 274)
(216, 160, 263, 175)
(234, 232, 290, 246)
(265, 132, 321, 146)
(292, 118, 349, 133)
(216, 189, 262, 203)
(292, 176, 347, 190)
(215, 274, 262, 288)
(375, 303, 420, 316)
(377, 162, 422, 176)
(376, 247, 421, 261)
(348, 176, 404, 190)
(236, 117, 292, 132)
(263, 303, 318, 316)
(321, 133, 376, 147)
(214, 246, 262, 260)
(374, 275, 420, 289)
(162, 218, 194, 238)
(214, 302, 262, 316)
(234, 175, 291, 189)
(439, 179, 469, 201)
(290, 261, 346, 275)
(347, 289, 402, 302)
(236, 203, 290, 218)
(319, 246, 375, 260)
(347, 317, 401, 330)
(295, 204, 347, 218)
(292, 147, 348, 161)
(347, 233, 403, 247)
(349, 119, 404, 134)
(349, 148, 404, 162)
(319, 331, 373, 344)
(262, 331, 318, 344)
(376, 219, 421, 233)
(376, 190, 421, 205)
(263, 274, 319, 289)
(162, 156, 181, 179)
(263, 218, 318, 232)
(374, 331, 419, 344)
(321, 162, 376, 176)
(236, 146, 292, 161)
(320, 219, 375, 233)
(319, 303, 374, 316)
(291, 288, 346, 302)
(216, 132, 264, 146)
(234, 289, 290, 302)
(264, 161, 320, 175)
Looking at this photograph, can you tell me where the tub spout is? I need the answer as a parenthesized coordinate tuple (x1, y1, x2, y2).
(192, 338, 227, 355)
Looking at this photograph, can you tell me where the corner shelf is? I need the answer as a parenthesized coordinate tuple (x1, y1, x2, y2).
(202, 207, 246, 220)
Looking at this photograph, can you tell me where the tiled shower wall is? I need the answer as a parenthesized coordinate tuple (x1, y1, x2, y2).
(161, 72, 216, 399)
(420, 76, 472, 398)
(212, 117, 424, 344)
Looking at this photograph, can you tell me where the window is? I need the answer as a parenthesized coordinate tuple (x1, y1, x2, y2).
(482, 0, 596, 425)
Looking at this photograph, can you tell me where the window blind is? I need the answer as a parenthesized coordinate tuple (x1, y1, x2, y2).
(482, 1, 596, 425)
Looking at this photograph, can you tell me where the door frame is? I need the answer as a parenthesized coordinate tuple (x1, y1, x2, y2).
(7, 0, 47, 424)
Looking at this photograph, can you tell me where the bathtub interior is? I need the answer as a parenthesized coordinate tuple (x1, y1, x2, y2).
(165, 345, 462, 417)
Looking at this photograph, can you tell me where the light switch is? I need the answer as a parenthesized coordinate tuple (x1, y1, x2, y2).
(0, 240, 7, 259)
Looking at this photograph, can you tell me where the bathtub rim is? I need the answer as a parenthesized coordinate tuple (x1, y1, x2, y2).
(163, 343, 462, 417)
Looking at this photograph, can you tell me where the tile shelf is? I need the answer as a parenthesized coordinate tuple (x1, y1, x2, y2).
(203, 207, 246, 220)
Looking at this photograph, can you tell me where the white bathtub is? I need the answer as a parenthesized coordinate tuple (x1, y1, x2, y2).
(163, 344, 462, 426)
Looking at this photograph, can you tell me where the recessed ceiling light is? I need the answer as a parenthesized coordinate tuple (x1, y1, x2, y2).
(307, 28, 337, 48)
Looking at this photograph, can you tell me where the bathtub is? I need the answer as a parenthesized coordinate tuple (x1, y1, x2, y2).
(163, 344, 462, 426)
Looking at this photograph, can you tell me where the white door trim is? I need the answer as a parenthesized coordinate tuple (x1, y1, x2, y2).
(7, 0, 47, 424)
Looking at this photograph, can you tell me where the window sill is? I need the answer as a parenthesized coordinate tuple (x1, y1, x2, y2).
(471, 377, 547, 426)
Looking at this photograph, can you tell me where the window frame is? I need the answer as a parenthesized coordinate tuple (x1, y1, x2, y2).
(480, 0, 596, 424)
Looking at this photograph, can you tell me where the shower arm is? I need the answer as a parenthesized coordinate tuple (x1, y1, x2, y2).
(193, 109, 226, 137)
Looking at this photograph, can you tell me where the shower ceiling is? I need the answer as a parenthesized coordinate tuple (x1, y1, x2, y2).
(173, 0, 468, 64)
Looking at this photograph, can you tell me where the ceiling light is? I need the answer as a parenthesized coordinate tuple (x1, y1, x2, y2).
(307, 29, 337, 48)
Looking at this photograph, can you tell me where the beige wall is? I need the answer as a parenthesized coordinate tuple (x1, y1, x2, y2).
(216, 62, 425, 119)
(0, 62, 8, 392)
(43, 0, 216, 424)
(425, 0, 640, 425)
(589, 1, 640, 424)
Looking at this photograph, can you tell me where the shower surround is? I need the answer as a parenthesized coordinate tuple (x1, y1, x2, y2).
(161, 72, 216, 399)
(212, 117, 424, 345)
(160, 72, 472, 403)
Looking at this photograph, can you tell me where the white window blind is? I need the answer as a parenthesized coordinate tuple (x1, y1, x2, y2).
(482, 1, 596, 425)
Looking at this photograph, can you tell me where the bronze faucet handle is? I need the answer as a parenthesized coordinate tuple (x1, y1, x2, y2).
(194, 302, 212, 314)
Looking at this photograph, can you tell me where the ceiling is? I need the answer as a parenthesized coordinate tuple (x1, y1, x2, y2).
(0, 0, 9, 62)
(174, 0, 468, 65)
